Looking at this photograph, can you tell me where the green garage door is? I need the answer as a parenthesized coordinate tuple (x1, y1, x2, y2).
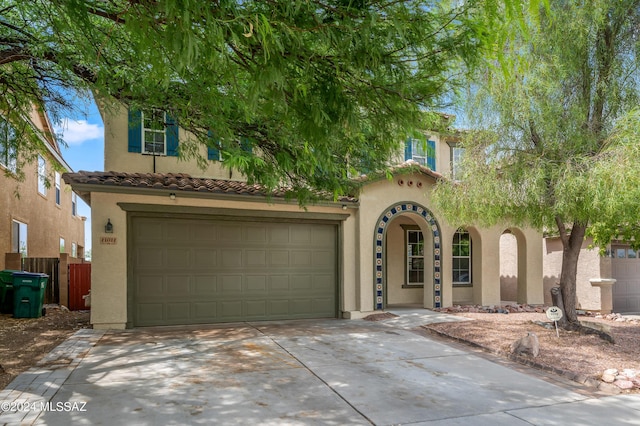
(131, 217, 338, 326)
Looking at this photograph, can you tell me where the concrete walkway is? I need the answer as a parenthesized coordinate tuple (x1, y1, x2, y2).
(1, 309, 639, 425)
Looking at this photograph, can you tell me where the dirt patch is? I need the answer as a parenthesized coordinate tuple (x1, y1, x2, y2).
(422, 310, 640, 393)
(0, 305, 90, 389)
(363, 312, 399, 321)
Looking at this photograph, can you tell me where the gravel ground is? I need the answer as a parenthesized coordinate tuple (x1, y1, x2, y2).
(423, 310, 640, 393)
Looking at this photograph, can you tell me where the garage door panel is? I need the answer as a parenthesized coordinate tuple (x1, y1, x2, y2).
(194, 250, 217, 268)
(166, 249, 190, 268)
(137, 275, 164, 295)
(221, 276, 243, 292)
(292, 252, 311, 267)
(291, 275, 312, 290)
(193, 276, 217, 294)
(246, 275, 267, 292)
(313, 251, 334, 267)
(222, 250, 243, 267)
(137, 249, 164, 269)
(269, 225, 290, 243)
(220, 225, 242, 240)
(245, 300, 267, 317)
(269, 276, 289, 291)
(137, 303, 164, 324)
(221, 301, 243, 317)
(135, 222, 163, 241)
(193, 302, 217, 319)
(246, 250, 267, 266)
(167, 303, 190, 321)
(245, 225, 267, 242)
(192, 223, 217, 241)
(166, 276, 190, 295)
(133, 218, 337, 326)
(269, 251, 289, 266)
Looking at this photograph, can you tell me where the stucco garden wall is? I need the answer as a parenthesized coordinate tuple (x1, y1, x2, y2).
(543, 237, 605, 311)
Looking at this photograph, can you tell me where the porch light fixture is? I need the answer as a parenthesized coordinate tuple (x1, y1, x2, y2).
(342, 205, 348, 210)
(105, 219, 113, 233)
(169, 193, 176, 200)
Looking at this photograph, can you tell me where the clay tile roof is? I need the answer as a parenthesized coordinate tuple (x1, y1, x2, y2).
(62, 171, 358, 203)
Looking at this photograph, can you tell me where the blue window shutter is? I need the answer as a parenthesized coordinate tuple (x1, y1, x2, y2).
(127, 109, 142, 153)
(166, 114, 179, 157)
(404, 138, 413, 161)
(427, 139, 436, 171)
(241, 137, 252, 153)
(207, 130, 220, 161)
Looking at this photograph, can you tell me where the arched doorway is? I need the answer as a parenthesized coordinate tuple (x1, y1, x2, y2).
(373, 202, 442, 310)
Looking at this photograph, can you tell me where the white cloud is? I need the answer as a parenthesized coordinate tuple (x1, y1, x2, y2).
(55, 119, 103, 145)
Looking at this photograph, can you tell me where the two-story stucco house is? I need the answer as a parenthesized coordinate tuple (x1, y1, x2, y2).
(1, 107, 85, 270)
(64, 103, 545, 329)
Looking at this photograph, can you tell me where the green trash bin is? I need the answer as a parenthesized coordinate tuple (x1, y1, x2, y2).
(12, 272, 48, 318)
(0, 270, 19, 314)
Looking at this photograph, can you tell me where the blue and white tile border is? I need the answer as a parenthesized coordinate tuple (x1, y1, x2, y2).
(374, 202, 442, 310)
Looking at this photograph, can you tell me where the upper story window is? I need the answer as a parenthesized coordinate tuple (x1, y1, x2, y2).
(60, 237, 65, 253)
(72, 193, 78, 216)
(143, 110, 167, 155)
(453, 229, 472, 285)
(55, 172, 61, 205)
(37, 155, 47, 196)
(405, 138, 436, 171)
(451, 145, 465, 180)
(72, 242, 77, 258)
(127, 108, 179, 156)
(0, 116, 17, 172)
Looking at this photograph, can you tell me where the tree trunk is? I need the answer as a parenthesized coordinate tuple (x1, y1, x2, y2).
(557, 221, 587, 325)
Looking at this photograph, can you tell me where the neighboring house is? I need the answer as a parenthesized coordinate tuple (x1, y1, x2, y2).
(64, 102, 544, 329)
(0, 106, 86, 270)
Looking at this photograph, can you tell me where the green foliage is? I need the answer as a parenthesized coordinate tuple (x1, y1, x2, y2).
(1, 0, 499, 202)
(434, 1, 640, 237)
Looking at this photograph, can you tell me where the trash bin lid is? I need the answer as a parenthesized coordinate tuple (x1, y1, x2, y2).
(11, 272, 49, 278)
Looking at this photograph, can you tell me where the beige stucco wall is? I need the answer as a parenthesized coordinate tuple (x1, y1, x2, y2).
(102, 102, 231, 177)
(543, 236, 605, 311)
(1, 125, 85, 270)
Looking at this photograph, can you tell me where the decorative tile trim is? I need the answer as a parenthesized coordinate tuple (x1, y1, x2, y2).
(374, 202, 442, 309)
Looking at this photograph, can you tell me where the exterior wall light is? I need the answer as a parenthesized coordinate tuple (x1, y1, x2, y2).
(105, 219, 114, 233)
(169, 193, 176, 200)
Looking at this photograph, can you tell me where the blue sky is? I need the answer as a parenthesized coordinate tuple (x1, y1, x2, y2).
(53, 101, 104, 255)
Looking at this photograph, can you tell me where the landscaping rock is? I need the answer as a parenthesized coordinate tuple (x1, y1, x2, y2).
(510, 332, 540, 357)
(601, 373, 616, 383)
(614, 380, 635, 390)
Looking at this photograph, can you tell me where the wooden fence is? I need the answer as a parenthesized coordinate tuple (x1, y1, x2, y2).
(22, 257, 59, 304)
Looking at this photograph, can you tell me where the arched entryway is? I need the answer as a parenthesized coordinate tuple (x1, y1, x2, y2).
(374, 202, 442, 310)
(499, 227, 528, 304)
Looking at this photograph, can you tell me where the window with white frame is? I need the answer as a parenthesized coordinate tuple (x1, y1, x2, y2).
(11, 220, 27, 257)
(451, 146, 465, 180)
(0, 116, 17, 172)
(406, 229, 424, 285)
(72, 242, 77, 258)
(453, 229, 471, 285)
(55, 172, 61, 205)
(37, 155, 47, 195)
(72, 193, 77, 216)
(60, 237, 65, 253)
(406, 138, 436, 171)
(143, 109, 166, 155)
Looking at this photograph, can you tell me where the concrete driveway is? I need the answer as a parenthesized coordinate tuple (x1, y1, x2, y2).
(2, 309, 640, 425)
